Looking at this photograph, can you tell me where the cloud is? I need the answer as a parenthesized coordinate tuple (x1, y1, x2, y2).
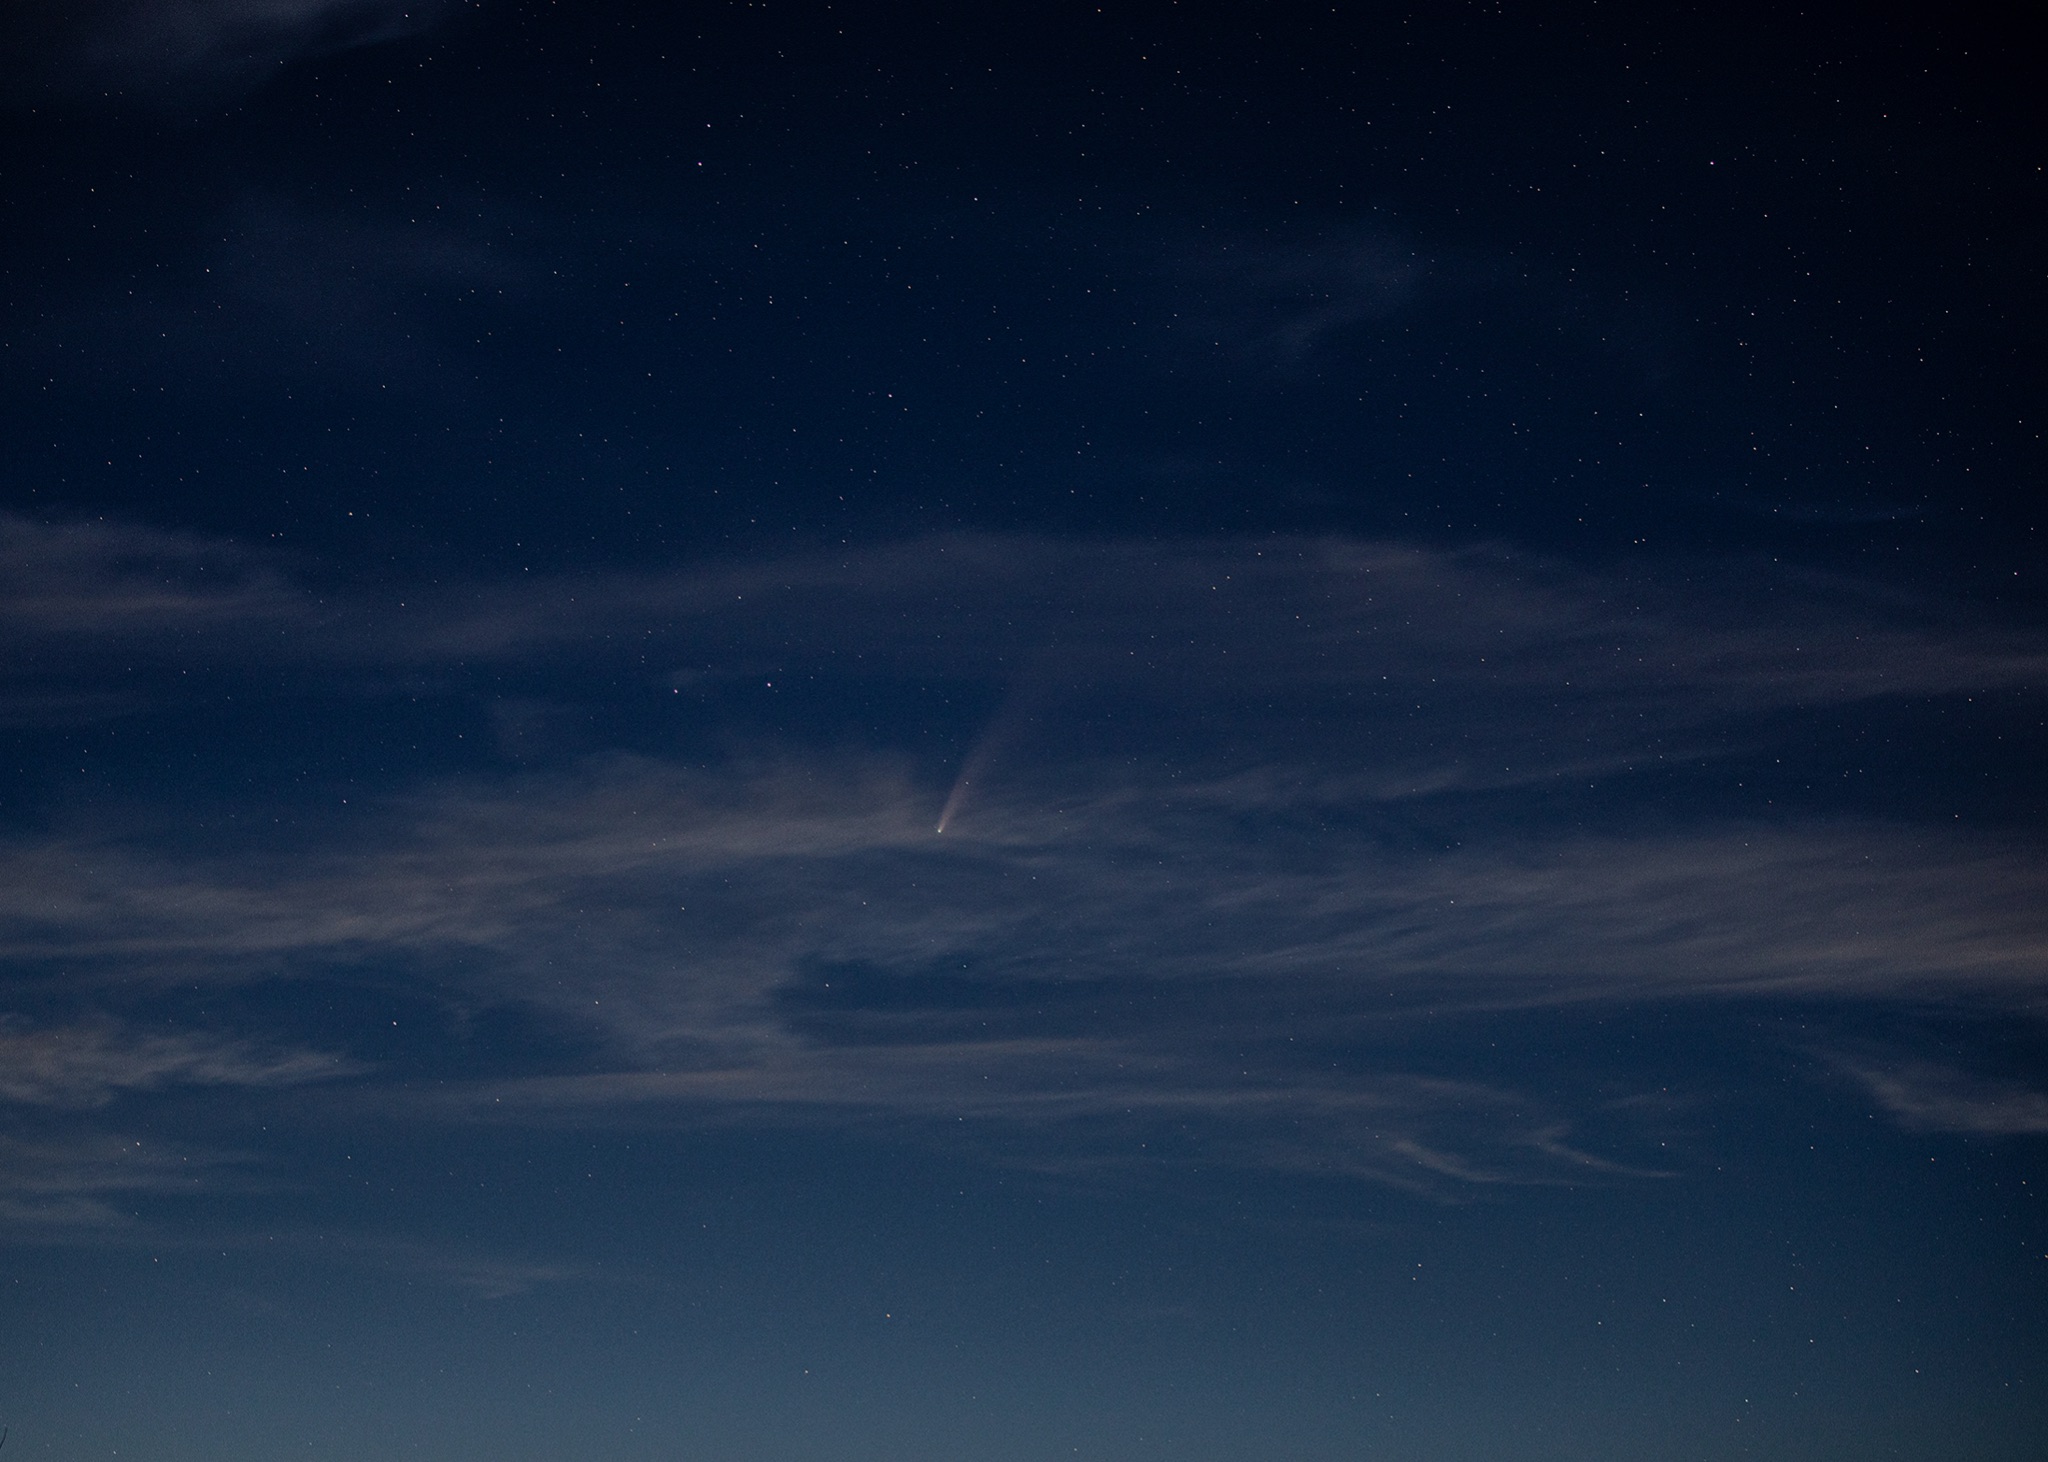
(456, 1060, 1666, 1195)
(0, 519, 2041, 1184)
(0, 513, 311, 724)
(9, 758, 2040, 1007)
(1, 752, 2040, 1185)
(200, 195, 528, 377)
(0, 514, 301, 642)
(1152, 226, 1691, 392)
(6, 519, 2039, 762)
(1168, 230, 1422, 367)
(0, 1130, 231, 1230)
(2, 0, 454, 102)
(1843, 1059, 2048, 1135)
(0, 193, 531, 413)
(302, 1232, 590, 1298)
(0, 1020, 356, 1108)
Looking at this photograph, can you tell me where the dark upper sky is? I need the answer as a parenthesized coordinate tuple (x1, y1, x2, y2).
(1, 4, 2044, 1459)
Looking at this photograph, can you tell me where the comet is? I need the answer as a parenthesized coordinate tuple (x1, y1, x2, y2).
(936, 676, 1048, 833)
(935, 741, 993, 833)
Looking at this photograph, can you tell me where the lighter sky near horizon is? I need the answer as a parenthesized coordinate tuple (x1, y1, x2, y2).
(0, 3, 2044, 1459)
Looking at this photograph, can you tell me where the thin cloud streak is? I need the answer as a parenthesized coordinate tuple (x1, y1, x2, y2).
(0, 1020, 356, 1108)
(0, 1130, 233, 1231)
(301, 1232, 592, 1298)
(445, 1052, 1674, 1194)
(1168, 230, 1424, 368)
(1844, 1059, 2048, 1135)
(0, 514, 302, 643)
(5, 520, 2043, 814)
(398, 535, 2048, 718)
(3, 0, 454, 101)
(5, 518, 2042, 707)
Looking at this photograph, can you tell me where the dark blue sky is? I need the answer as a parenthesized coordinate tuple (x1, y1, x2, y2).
(1, 4, 2044, 1459)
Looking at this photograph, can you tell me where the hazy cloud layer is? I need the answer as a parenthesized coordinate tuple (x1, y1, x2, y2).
(3, 0, 453, 100)
(1845, 1059, 2048, 1135)
(1169, 230, 1423, 367)
(4, 514, 2041, 744)
(0, 1130, 230, 1230)
(2, 518, 2042, 1192)
(0, 1020, 353, 1108)
(294, 1231, 591, 1298)
(3, 754, 2042, 1186)
(0, 514, 299, 643)
(7, 761, 2043, 1006)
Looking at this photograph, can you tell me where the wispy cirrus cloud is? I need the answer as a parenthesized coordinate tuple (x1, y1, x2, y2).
(1841, 1058, 2048, 1135)
(1, 517, 2042, 1190)
(0, 514, 300, 643)
(1167, 230, 1423, 367)
(0, 190, 533, 431)
(0, 1020, 355, 1108)
(3, 0, 457, 102)
(3, 517, 2041, 763)
(0, 1130, 232, 1230)
(297, 1231, 591, 1298)
(8, 757, 2041, 1008)
(1, 751, 2041, 1187)
(454, 1057, 1666, 1195)
(0, 1010, 354, 1233)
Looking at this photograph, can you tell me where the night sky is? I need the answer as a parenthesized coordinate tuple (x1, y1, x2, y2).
(1, 3, 2045, 1458)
